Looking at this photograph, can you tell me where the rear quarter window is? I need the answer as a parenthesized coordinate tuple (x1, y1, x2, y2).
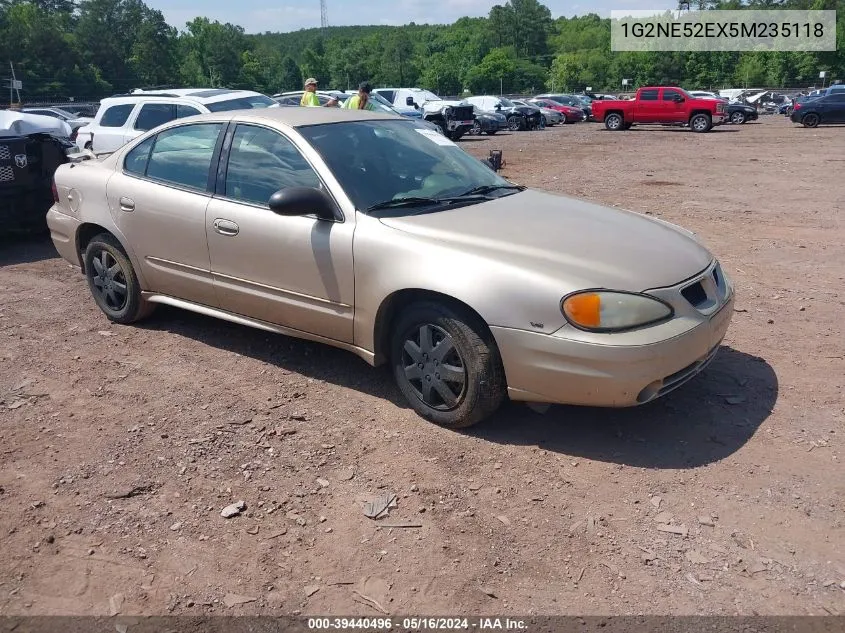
(639, 89, 659, 101)
(99, 104, 135, 127)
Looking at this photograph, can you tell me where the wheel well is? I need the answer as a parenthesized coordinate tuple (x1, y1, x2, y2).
(689, 110, 712, 120)
(75, 223, 114, 268)
(605, 110, 624, 120)
(372, 289, 489, 366)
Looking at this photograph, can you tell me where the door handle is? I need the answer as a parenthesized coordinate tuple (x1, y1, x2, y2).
(119, 196, 135, 212)
(213, 218, 239, 236)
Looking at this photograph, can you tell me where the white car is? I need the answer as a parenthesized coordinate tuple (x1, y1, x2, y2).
(21, 107, 93, 133)
(75, 88, 279, 154)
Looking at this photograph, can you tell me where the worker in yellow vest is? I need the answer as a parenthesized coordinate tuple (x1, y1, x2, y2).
(300, 77, 338, 107)
(341, 82, 376, 111)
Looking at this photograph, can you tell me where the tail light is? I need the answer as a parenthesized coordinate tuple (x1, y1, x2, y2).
(52, 179, 59, 204)
(793, 103, 802, 111)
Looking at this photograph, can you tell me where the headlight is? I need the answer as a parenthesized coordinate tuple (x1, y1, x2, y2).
(561, 290, 673, 332)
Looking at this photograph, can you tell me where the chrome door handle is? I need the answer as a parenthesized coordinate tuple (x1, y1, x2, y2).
(213, 219, 239, 236)
(119, 197, 135, 212)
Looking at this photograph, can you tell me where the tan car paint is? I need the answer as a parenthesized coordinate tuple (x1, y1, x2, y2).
(47, 107, 734, 410)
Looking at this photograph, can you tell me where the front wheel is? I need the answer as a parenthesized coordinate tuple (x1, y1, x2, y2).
(470, 121, 482, 135)
(83, 233, 154, 324)
(690, 113, 712, 133)
(730, 111, 746, 124)
(801, 113, 820, 128)
(604, 113, 623, 130)
(390, 302, 506, 428)
(507, 115, 523, 131)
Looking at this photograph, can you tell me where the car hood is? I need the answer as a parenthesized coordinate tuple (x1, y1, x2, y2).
(421, 99, 467, 112)
(378, 189, 712, 292)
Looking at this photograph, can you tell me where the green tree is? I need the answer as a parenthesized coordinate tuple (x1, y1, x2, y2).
(279, 55, 302, 91)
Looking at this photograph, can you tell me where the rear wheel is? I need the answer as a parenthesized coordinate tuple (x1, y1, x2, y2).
(83, 233, 153, 324)
(604, 113, 623, 130)
(690, 113, 712, 133)
(801, 113, 820, 128)
(390, 302, 506, 428)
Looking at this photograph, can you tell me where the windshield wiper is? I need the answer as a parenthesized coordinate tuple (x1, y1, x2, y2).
(366, 196, 445, 212)
(453, 184, 526, 197)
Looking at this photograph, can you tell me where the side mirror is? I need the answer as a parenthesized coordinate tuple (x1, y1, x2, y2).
(675, 95, 685, 103)
(495, 104, 502, 111)
(405, 96, 415, 106)
(268, 186, 340, 221)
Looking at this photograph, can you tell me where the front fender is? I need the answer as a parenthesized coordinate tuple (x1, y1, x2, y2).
(352, 214, 568, 354)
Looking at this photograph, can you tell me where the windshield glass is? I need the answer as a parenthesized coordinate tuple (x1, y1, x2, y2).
(52, 108, 77, 118)
(499, 98, 516, 107)
(299, 119, 517, 215)
(205, 94, 277, 112)
(417, 90, 440, 102)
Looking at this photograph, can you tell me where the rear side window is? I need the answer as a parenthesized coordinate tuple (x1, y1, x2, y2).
(177, 105, 202, 118)
(99, 104, 134, 127)
(640, 89, 659, 101)
(124, 136, 155, 175)
(134, 103, 177, 131)
(145, 123, 223, 191)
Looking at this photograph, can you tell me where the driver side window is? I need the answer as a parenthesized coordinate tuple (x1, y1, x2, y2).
(224, 125, 322, 207)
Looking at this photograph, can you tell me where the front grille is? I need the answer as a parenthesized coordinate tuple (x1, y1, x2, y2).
(681, 281, 708, 307)
(0, 145, 10, 160)
(0, 165, 14, 182)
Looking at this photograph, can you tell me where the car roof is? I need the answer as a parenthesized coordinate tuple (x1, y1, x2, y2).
(101, 88, 268, 105)
(216, 107, 399, 127)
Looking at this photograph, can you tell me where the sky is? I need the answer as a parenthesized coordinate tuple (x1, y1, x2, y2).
(145, 0, 679, 35)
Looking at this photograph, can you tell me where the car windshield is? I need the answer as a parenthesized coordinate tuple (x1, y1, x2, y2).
(299, 119, 519, 216)
(52, 108, 78, 118)
(205, 94, 278, 112)
(499, 98, 516, 107)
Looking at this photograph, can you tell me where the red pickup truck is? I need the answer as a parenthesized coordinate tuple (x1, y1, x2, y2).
(591, 87, 727, 133)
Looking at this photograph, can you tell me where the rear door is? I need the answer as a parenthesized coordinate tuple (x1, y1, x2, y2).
(634, 89, 660, 122)
(105, 121, 226, 306)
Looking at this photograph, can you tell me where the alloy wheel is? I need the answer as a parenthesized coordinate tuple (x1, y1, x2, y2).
(400, 323, 467, 411)
(89, 249, 128, 312)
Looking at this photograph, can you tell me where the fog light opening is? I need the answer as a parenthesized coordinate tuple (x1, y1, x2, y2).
(637, 381, 663, 404)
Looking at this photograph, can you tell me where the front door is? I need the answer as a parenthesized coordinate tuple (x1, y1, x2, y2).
(205, 123, 355, 342)
(659, 88, 688, 123)
(106, 121, 225, 306)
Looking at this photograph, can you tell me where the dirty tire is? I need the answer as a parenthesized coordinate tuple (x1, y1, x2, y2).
(801, 113, 820, 128)
(690, 113, 712, 133)
(83, 233, 153, 325)
(390, 302, 506, 429)
(730, 111, 746, 124)
(605, 113, 623, 131)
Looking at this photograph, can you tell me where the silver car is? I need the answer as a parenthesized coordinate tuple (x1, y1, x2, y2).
(47, 108, 735, 428)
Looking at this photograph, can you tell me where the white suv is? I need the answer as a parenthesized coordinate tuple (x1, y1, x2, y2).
(75, 88, 278, 154)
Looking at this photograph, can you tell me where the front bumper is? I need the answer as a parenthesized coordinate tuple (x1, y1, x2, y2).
(492, 265, 736, 407)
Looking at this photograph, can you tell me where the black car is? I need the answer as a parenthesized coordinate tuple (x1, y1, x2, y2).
(726, 102, 758, 124)
(790, 92, 845, 127)
(469, 107, 508, 135)
(1, 132, 74, 233)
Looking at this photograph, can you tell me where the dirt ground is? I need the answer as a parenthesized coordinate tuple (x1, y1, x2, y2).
(1, 115, 843, 617)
